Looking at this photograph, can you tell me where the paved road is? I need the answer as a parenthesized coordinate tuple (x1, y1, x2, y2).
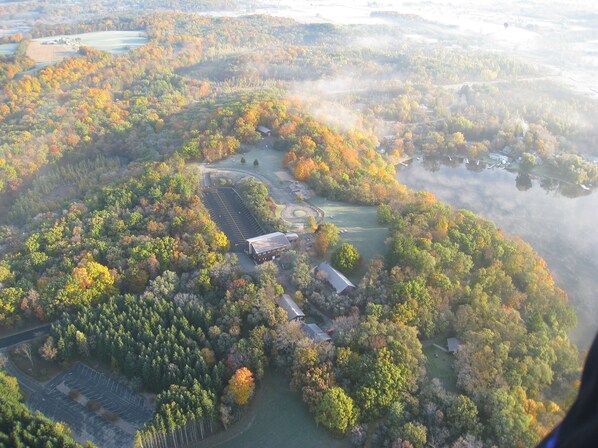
(0, 324, 51, 349)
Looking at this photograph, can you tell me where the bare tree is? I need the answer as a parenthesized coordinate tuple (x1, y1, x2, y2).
(16, 343, 33, 366)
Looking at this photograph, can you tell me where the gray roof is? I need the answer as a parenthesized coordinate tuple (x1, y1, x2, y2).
(302, 323, 331, 343)
(257, 126, 271, 133)
(317, 262, 356, 293)
(447, 337, 462, 353)
(276, 294, 305, 321)
(247, 232, 291, 255)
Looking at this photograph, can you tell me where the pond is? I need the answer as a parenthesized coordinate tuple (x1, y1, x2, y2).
(397, 160, 598, 348)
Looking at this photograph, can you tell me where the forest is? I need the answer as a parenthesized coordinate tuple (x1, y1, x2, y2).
(0, 7, 590, 448)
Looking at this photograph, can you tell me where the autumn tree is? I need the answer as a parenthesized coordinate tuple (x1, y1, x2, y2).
(447, 395, 481, 437)
(400, 422, 427, 448)
(227, 367, 255, 406)
(331, 243, 361, 273)
(39, 336, 58, 361)
(316, 387, 358, 436)
(314, 222, 340, 256)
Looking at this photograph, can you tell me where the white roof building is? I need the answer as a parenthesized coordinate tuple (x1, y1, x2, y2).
(489, 153, 511, 164)
(247, 232, 292, 262)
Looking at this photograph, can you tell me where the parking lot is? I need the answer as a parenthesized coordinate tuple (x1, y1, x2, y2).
(203, 187, 264, 249)
(27, 363, 153, 448)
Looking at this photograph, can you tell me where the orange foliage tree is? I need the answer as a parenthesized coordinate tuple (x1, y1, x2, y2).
(227, 367, 255, 405)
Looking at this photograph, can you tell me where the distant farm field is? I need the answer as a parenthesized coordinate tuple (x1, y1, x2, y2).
(26, 31, 147, 64)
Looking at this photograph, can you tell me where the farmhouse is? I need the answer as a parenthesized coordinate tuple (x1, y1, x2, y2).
(276, 294, 305, 322)
(246, 232, 292, 263)
(302, 323, 332, 343)
(256, 126, 272, 137)
(316, 262, 356, 294)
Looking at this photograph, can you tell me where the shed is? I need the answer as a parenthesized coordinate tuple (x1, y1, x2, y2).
(302, 323, 332, 343)
(316, 262, 356, 294)
(247, 232, 291, 263)
(276, 294, 305, 322)
(257, 126, 272, 137)
(447, 337, 462, 353)
(489, 153, 510, 164)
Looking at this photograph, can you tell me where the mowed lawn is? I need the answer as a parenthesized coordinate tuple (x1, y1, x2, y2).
(424, 345, 459, 393)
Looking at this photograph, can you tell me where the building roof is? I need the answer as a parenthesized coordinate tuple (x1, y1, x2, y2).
(247, 232, 291, 255)
(489, 153, 510, 163)
(317, 262, 356, 293)
(447, 337, 462, 353)
(302, 323, 331, 343)
(276, 294, 305, 320)
(257, 126, 271, 134)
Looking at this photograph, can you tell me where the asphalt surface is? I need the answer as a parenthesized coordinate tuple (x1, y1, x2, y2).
(0, 324, 51, 349)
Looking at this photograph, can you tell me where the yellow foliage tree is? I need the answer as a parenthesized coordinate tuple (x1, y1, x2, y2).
(227, 367, 255, 405)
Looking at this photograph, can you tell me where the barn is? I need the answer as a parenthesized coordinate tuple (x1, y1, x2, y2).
(302, 323, 332, 343)
(246, 232, 292, 263)
(276, 294, 305, 322)
(256, 126, 272, 137)
(316, 262, 356, 294)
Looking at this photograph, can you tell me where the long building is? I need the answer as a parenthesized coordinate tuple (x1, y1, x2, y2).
(316, 262, 356, 294)
(276, 294, 305, 322)
(246, 232, 292, 263)
(302, 323, 332, 343)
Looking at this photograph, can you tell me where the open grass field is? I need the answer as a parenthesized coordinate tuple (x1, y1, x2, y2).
(424, 345, 459, 393)
(309, 196, 388, 278)
(26, 41, 75, 64)
(198, 372, 348, 448)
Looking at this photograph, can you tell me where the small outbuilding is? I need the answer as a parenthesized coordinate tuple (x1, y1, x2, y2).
(277, 294, 305, 322)
(302, 323, 332, 343)
(285, 232, 299, 242)
(247, 232, 292, 263)
(256, 126, 272, 137)
(316, 262, 356, 294)
(447, 337, 462, 353)
(489, 153, 510, 164)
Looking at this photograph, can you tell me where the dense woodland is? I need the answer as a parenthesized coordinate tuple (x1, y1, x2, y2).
(0, 8, 590, 448)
